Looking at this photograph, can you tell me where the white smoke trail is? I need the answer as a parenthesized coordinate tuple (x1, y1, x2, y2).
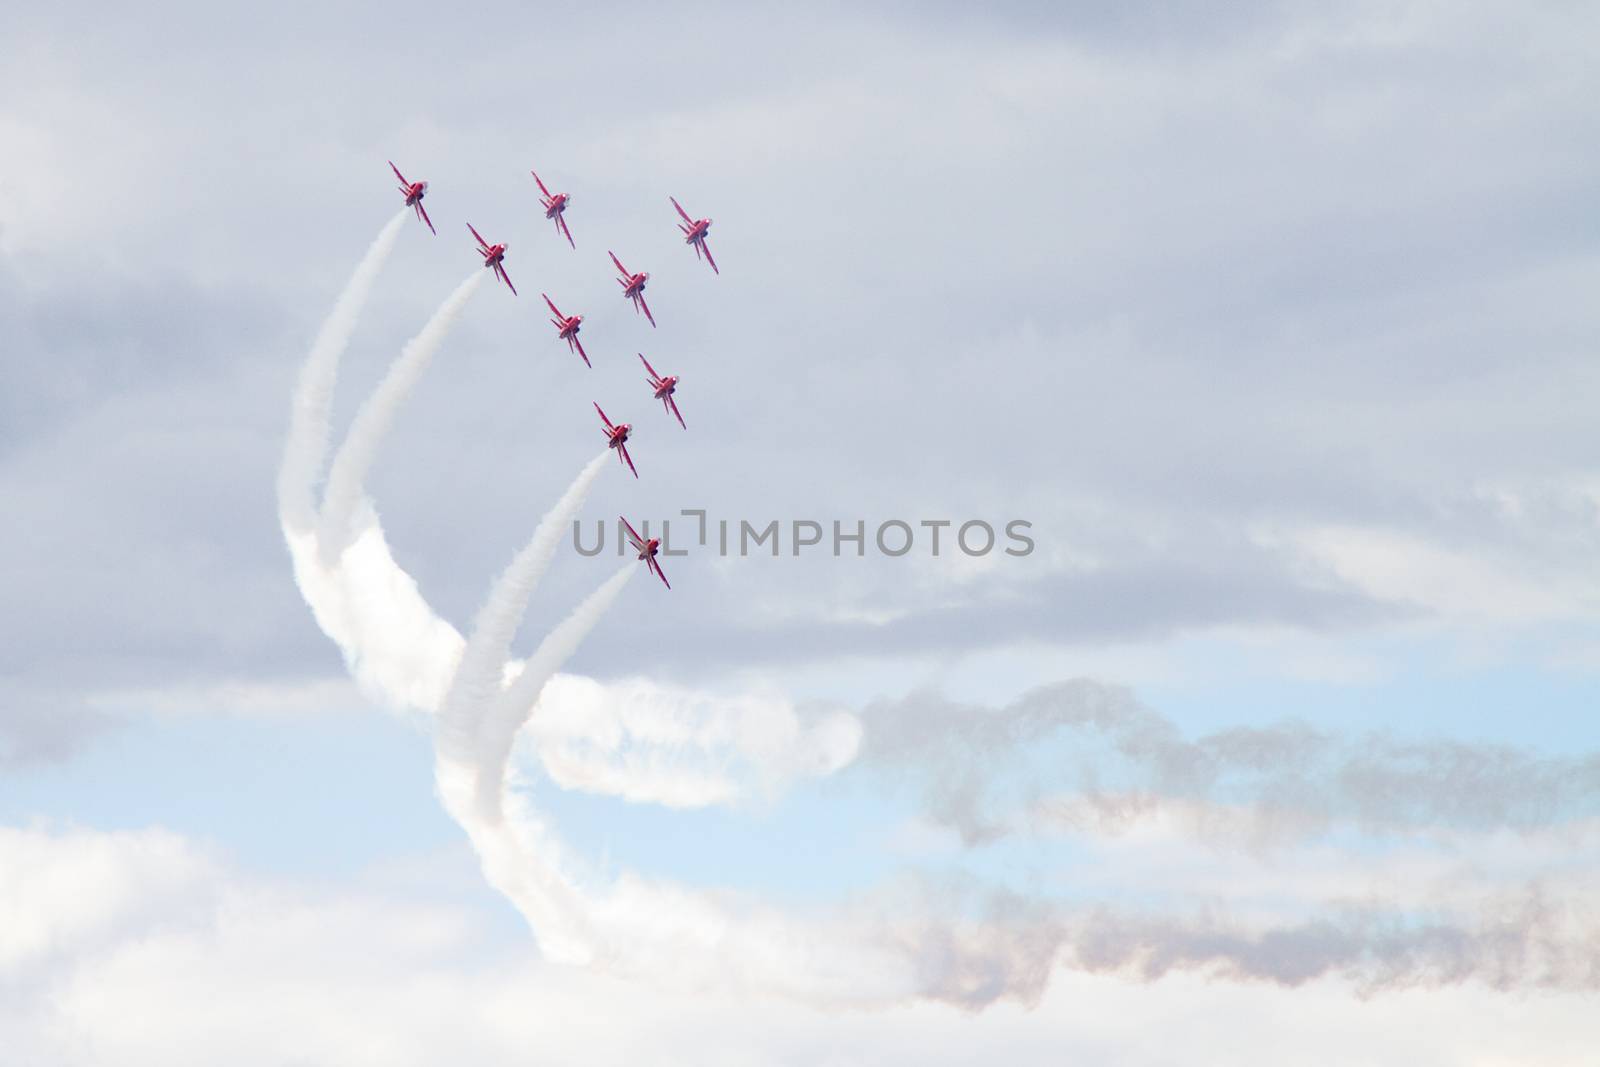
(857, 681, 1600, 848)
(284, 507, 464, 713)
(274, 225, 1600, 1008)
(275, 215, 471, 712)
(525, 674, 861, 809)
(433, 744, 926, 1000)
(470, 564, 636, 818)
(317, 270, 486, 561)
(286, 511, 1600, 1005)
(276, 208, 408, 533)
(434, 565, 638, 966)
(435, 451, 612, 766)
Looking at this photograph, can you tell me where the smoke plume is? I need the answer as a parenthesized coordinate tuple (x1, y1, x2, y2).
(435, 450, 612, 768)
(276, 208, 408, 533)
(317, 270, 485, 561)
(276, 219, 1600, 1011)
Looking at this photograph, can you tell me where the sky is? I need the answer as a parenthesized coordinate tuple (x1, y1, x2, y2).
(3, 0, 1599, 1061)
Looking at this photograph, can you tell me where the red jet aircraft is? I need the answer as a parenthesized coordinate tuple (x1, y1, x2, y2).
(670, 196, 717, 274)
(389, 162, 435, 235)
(543, 294, 589, 367)
(595, 403, 637, 478)
(531, 170, 574, 248)
(639, 353, 684, 429)
(468, 224, 516, 294)
(621, 516, 670, 588)
(609, 252, 655, 327)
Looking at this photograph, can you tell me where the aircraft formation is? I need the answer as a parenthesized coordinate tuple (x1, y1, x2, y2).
(388, 161, 714, 588)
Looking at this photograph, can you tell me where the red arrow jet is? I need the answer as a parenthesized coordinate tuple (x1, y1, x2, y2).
(543, 294, 589, 367)
(670, 196, 717, 274)
(609, 252, 655, 327)
(468, 224, 516, 294)
(595, 403, 637, 478)
(389, 162, 435, 235)
(639, 353, 684, 429)
(532, 170, 574, 248)
(621, 516, 670, 588)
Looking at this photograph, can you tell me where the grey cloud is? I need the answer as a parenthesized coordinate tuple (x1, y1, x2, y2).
(0, 690, 118, 769)
(0, 258, 285, 458)
(1, 1, 1597, 757)
(561, 547, 1401, 676)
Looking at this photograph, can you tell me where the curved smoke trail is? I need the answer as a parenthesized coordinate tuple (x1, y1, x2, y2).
(436, 451, 612, 767)
(469, 564, 636, 818)
(277, 208, 408, 533)
(277, 222, 1600, 1011)
(317, 270, 485, 561)
(284, 508, 464, 713)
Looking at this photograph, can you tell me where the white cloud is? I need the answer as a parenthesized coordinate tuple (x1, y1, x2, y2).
(0, 825, 217, 977)
(5, 822, 1599, 1066)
